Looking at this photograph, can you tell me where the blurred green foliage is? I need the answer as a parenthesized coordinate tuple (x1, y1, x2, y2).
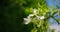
(0, 0, 26, 32)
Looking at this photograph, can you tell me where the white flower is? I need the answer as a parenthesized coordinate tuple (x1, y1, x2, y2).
(37, 16, 45, 20)
(33, 8, 37, 14)
(23, 14, 34, 25)
(24, 18, 31, 24)
(40, 16, 45, 19)
(27, 14, 34, 18)
(29, 14, 34, 17)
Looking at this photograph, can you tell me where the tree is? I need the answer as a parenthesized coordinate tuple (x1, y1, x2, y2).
(0, 0, 60, 32)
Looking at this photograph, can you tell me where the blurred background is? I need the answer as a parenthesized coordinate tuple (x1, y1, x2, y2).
(0, 0, 60, 32)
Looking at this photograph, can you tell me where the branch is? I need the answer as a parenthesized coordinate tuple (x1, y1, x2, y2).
(51, 16, 60, 25)
(44, 11, 60, 25)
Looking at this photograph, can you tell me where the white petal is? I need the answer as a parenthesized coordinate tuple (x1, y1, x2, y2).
(36, 16, 45, 20)
(24, 18, 31, 24)
(34, 10, 36, 13)
(24, 18, 28, 21)
(24, 21, 30, 24)
(40, 16, 45, 19)
(33, 9, 37, 14)
(29, 14, 34, 17)
(27, 14, 34, 18)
